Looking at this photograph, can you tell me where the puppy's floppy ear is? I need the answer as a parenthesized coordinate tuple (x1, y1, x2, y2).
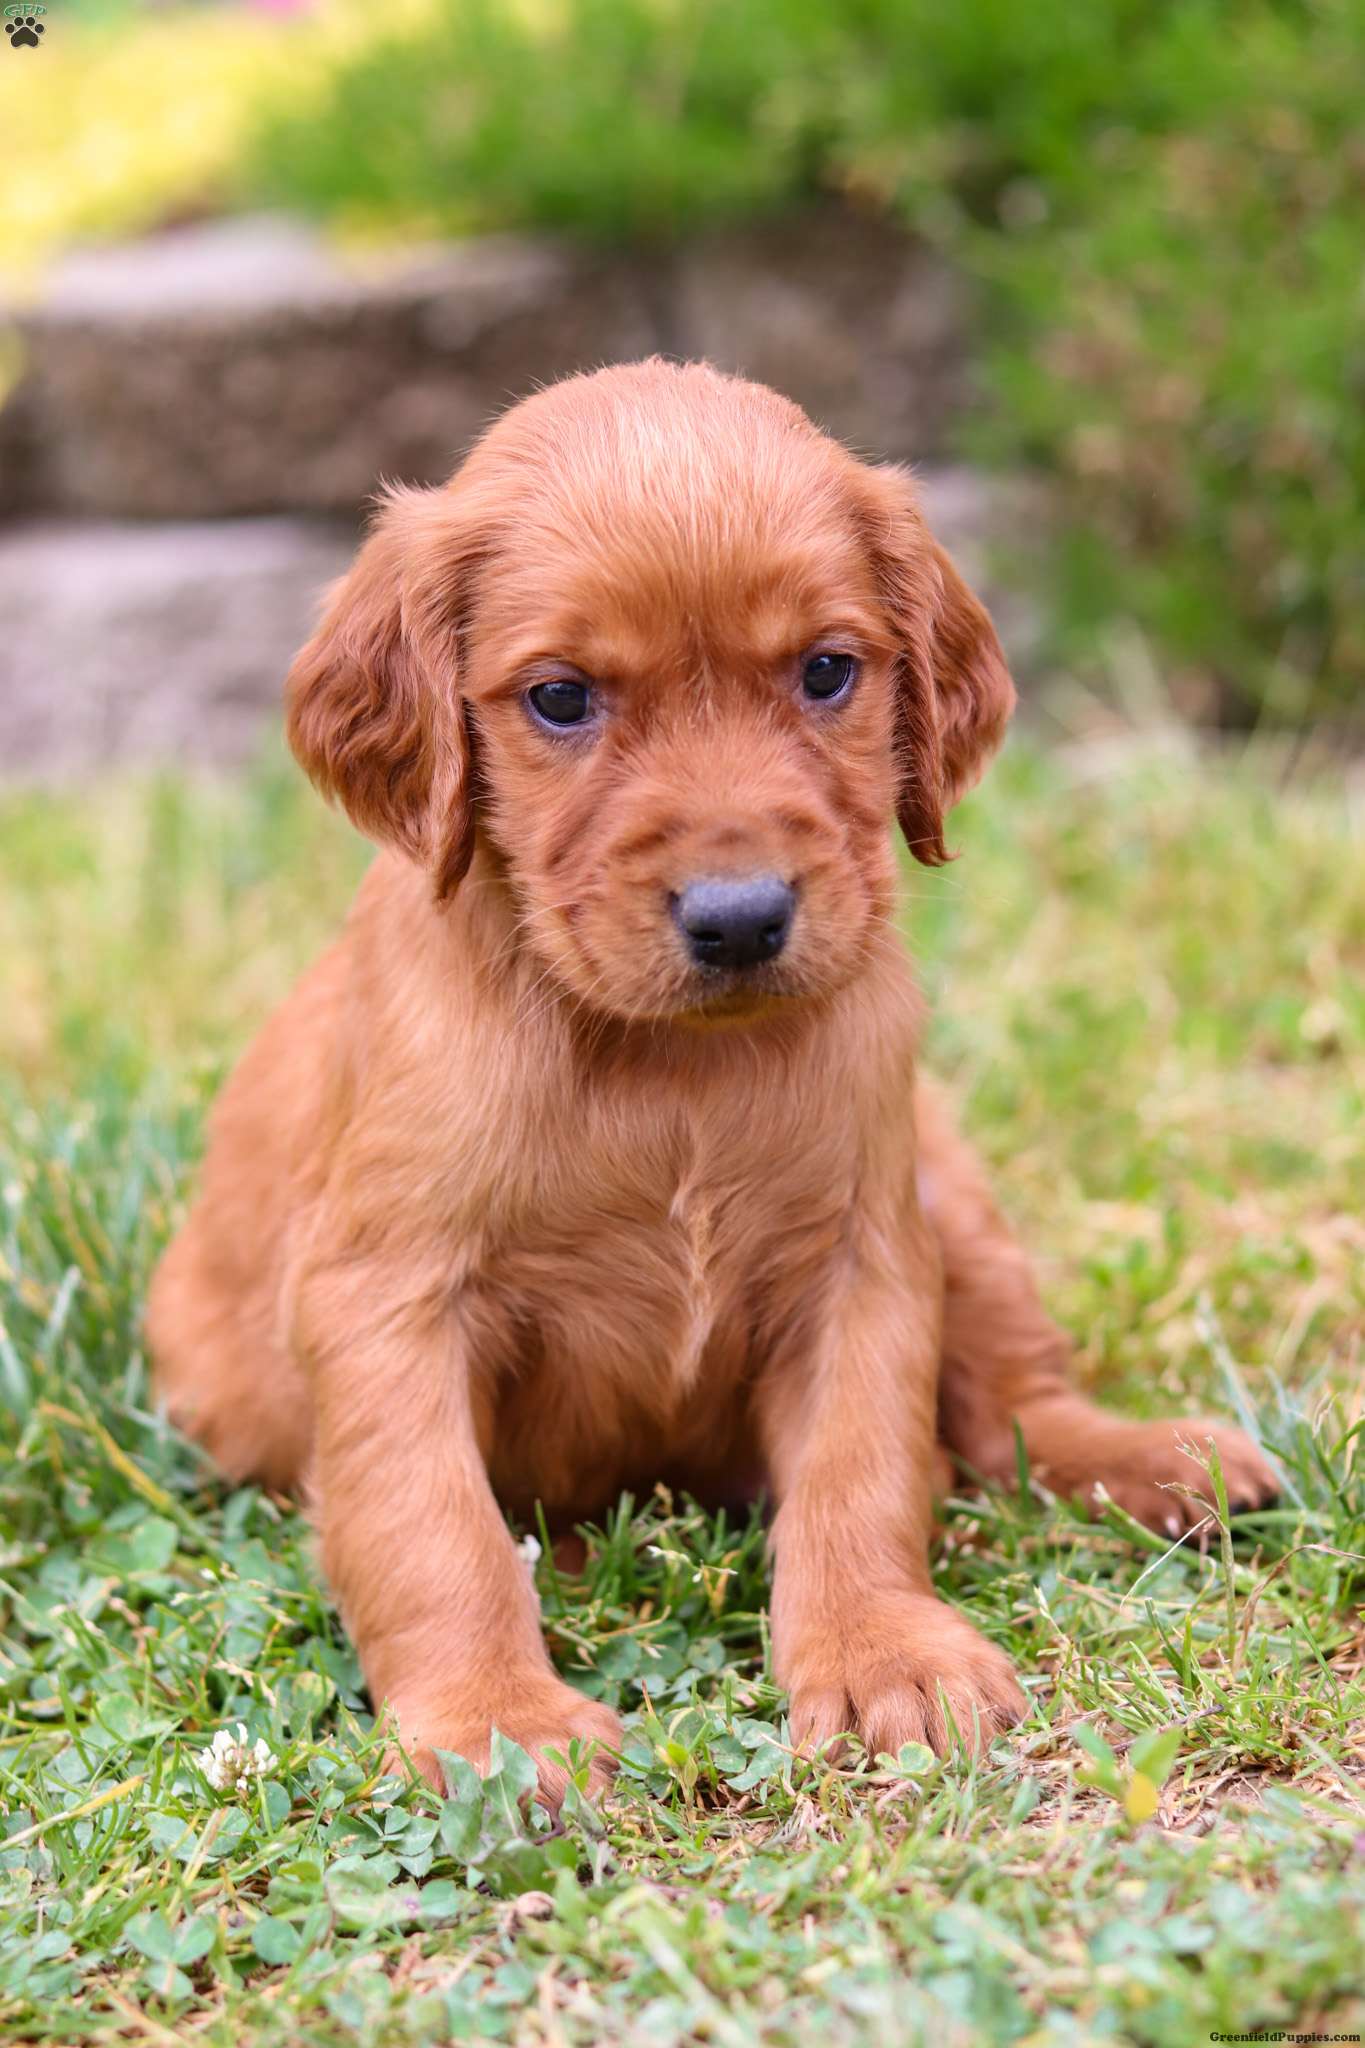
(286, 485, 479, 899)
(856, 464, 1016, 866)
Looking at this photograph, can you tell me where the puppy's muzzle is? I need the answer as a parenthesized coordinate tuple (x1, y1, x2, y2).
(671, 874, 794, 971)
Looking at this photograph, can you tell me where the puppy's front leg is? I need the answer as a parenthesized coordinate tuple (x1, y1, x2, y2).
(298, 1255, 622, 1803)
(761, 1211, 1025, 1761)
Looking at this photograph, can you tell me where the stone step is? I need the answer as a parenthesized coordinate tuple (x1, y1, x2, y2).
(0, 515, 355, 780)
(0, 210, 968, 521)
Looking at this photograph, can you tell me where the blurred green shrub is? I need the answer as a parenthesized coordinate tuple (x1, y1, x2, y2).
(249, 0, 1365, 732)
(975, 3, 1365, 729)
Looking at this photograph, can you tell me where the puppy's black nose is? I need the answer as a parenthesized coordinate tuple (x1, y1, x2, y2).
(673, 874, 794, 970)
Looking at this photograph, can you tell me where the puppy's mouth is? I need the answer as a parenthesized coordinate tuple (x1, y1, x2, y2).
(672, 982, 804, 1030)
(559, 923, 813, 1028)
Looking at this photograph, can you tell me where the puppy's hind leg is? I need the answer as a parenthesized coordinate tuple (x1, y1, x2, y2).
(146, 1221, 314, 1495)
(917, 1080, 1277, 1532)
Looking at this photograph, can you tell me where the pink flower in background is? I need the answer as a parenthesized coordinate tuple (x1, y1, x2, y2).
(242, 0, 314, 13)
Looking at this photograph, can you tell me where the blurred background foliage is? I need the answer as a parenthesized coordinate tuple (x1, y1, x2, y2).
(4, 0, 1363, 731)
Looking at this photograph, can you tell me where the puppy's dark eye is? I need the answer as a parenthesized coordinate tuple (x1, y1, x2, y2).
(802, 652, 858, 702)
(528, 678, 592, 728)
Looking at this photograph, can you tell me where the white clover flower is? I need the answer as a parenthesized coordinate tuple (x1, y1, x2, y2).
(203, 1724, 276, 1797)
(516, 1533, 543, 1610)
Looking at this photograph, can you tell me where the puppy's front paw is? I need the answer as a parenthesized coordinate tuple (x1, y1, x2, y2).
(778, 1592, 1025, 1763)
(387, 1676, 623, 1808)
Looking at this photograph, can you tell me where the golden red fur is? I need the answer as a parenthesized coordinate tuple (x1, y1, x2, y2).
(147, 361, 1276, 1801)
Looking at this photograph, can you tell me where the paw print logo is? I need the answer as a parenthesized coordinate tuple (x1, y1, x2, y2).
(4, 2, 46, 47)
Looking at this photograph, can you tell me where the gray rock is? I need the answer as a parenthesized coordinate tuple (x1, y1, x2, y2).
(668, 210, 970, 464)
(0, 210, 971, 522)
(3, 218, 658, 519)
(0, 516, 355, 779)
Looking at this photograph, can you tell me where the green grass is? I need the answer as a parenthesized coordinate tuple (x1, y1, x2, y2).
(1, 736, 1362, 2044)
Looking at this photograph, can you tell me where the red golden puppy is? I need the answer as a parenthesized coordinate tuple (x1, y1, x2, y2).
(147, 360, 1276, 1799)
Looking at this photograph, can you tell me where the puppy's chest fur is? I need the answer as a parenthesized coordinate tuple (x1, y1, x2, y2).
(475, 1079, 854, 1518)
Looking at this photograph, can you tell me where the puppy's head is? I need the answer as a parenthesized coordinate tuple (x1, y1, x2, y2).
(287, 361, 1014, 1023)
